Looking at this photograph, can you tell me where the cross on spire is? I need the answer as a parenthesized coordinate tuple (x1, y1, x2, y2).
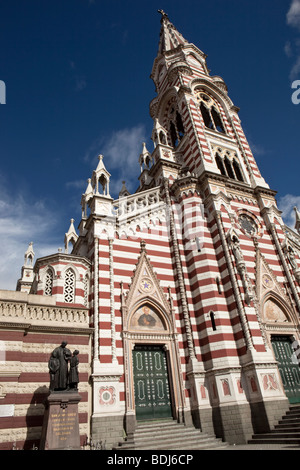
(158, 9, 168, 20)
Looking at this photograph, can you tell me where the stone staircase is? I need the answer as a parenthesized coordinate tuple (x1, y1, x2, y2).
(114, 419, 228, 450)
(248, 404, 300, 446)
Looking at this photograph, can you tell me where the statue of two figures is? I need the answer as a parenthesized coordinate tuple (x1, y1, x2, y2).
(48, 341, 79, 392)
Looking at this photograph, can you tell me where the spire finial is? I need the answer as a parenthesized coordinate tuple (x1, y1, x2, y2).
(140, 240, 147, 253)
(158, 9, 168, 20)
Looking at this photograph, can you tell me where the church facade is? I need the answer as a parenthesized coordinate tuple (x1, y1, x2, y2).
(1, 12, 300, 449)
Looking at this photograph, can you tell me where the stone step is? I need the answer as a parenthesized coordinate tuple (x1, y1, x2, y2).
(274, 424, 300, 431)
(134, 425, 203, 439)
(119, 435, 227, 451)
(284, 410, 300, 417)
(135, 419, 182, 431)
(115, 419, 227, 450)
(251, 432, 300, 439)
(278, 417, 300, 426)
(248, 437, 300, 445)
(248, 405, 300, 446)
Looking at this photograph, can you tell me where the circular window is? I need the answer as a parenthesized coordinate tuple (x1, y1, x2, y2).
(139, 278, 153, 293)
(238, 214, 257, 236)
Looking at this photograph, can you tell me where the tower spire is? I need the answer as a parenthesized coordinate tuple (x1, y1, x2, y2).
(157, 10, 189, 53)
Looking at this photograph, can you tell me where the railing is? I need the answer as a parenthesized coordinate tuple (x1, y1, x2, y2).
(0, 300, 89, 327)
(114, 187, 162, 221)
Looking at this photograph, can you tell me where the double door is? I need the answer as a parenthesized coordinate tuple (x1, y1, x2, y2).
(272, 336, 300, 403)
(132, 345, 172, 420)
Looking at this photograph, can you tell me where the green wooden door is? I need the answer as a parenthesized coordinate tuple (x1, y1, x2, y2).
(272, 336, 300, 403)
(133, 345, 172, 421)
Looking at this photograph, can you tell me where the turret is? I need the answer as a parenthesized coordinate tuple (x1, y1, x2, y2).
(16, 242, 35, 293)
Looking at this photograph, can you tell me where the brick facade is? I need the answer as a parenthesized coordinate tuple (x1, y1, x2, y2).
(1, 11, 300, 449)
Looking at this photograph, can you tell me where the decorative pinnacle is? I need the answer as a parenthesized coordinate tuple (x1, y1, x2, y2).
(140, 240, 147, 252)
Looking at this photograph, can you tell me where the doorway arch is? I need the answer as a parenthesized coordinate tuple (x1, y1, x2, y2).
(122, 300, 184, 434)
(262, 295, 300, 403)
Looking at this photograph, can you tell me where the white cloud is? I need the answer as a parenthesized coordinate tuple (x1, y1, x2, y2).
(65, 179, 86, 190)
(286, 1, 300, 81)
(0, 182, 62, 290)
(287, 0, 300, 29)
(277, 194, 300, 229)
(284, 41, 293, 58)
(75, 76, 87, 92)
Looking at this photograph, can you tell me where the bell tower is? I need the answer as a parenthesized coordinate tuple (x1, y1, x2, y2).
(148, 9, 269, 191)
(143, 11, 298, 443)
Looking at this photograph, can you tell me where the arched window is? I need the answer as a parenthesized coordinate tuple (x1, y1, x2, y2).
(98, 174, 108, 195)
(233, 159, 244, 182)
(211, 107, 225, 133)
(168, 105, 185, 148)
(64, 268, 75, 303)
(84, 274, 89, 307)
(169, 121, 178, 147)
(197, 92, 226, 134)
(44, 268, 53, 296)
(215, 150, 244, 183)
(159, 131, 166, 145)
(200, 102, 213, 129)
(215, 153, 226, 176)
(224, 157, 235, 179)
(176, 111, 185, 139)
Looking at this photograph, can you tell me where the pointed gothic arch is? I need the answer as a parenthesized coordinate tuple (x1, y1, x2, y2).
(120, 241, 186, 434)
(127, 300, 170, 333)
(197, 91, 226, 134)
(84, 273, 89, 308)
(64, 267, 76, 303)
(44, 267, 54, 296)
(262, 294, 292, 324)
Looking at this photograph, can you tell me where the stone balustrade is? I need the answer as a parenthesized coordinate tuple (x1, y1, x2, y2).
(0, 290, 89, 330)
(114, 186, 162, 221)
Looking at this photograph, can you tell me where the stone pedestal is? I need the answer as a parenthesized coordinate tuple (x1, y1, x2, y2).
(39, 391, 81, 450)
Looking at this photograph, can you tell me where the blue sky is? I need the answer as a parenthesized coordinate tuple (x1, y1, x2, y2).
(0, 0, 299, 289)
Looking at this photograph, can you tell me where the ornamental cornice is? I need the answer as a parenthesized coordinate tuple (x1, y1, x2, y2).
(0, 371, 21, 378)
(167, 62, 193, 82)
(199, 171, 255, 197)
(122, 331, 174, 342)
(91, 375, 123, 382)
(241, 361, 279, 372)
(264, 323, 299, 334)
(202, 366, 243, 378)
(34, 252, 92, 270)
(254, 185, 278, 199)
(0, 300, 91, 331)
(0, 321, 92, 335)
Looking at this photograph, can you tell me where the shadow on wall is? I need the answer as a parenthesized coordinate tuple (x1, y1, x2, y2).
(24, 385, 49, 450)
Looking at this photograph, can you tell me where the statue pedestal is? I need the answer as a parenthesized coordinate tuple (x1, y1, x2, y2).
(39, 391, 81, 450)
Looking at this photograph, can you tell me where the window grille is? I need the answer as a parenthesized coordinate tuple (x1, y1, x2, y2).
(84, 274, 89, 307)
(64, 268, 75, 303)
(44, 269, 53, 296)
